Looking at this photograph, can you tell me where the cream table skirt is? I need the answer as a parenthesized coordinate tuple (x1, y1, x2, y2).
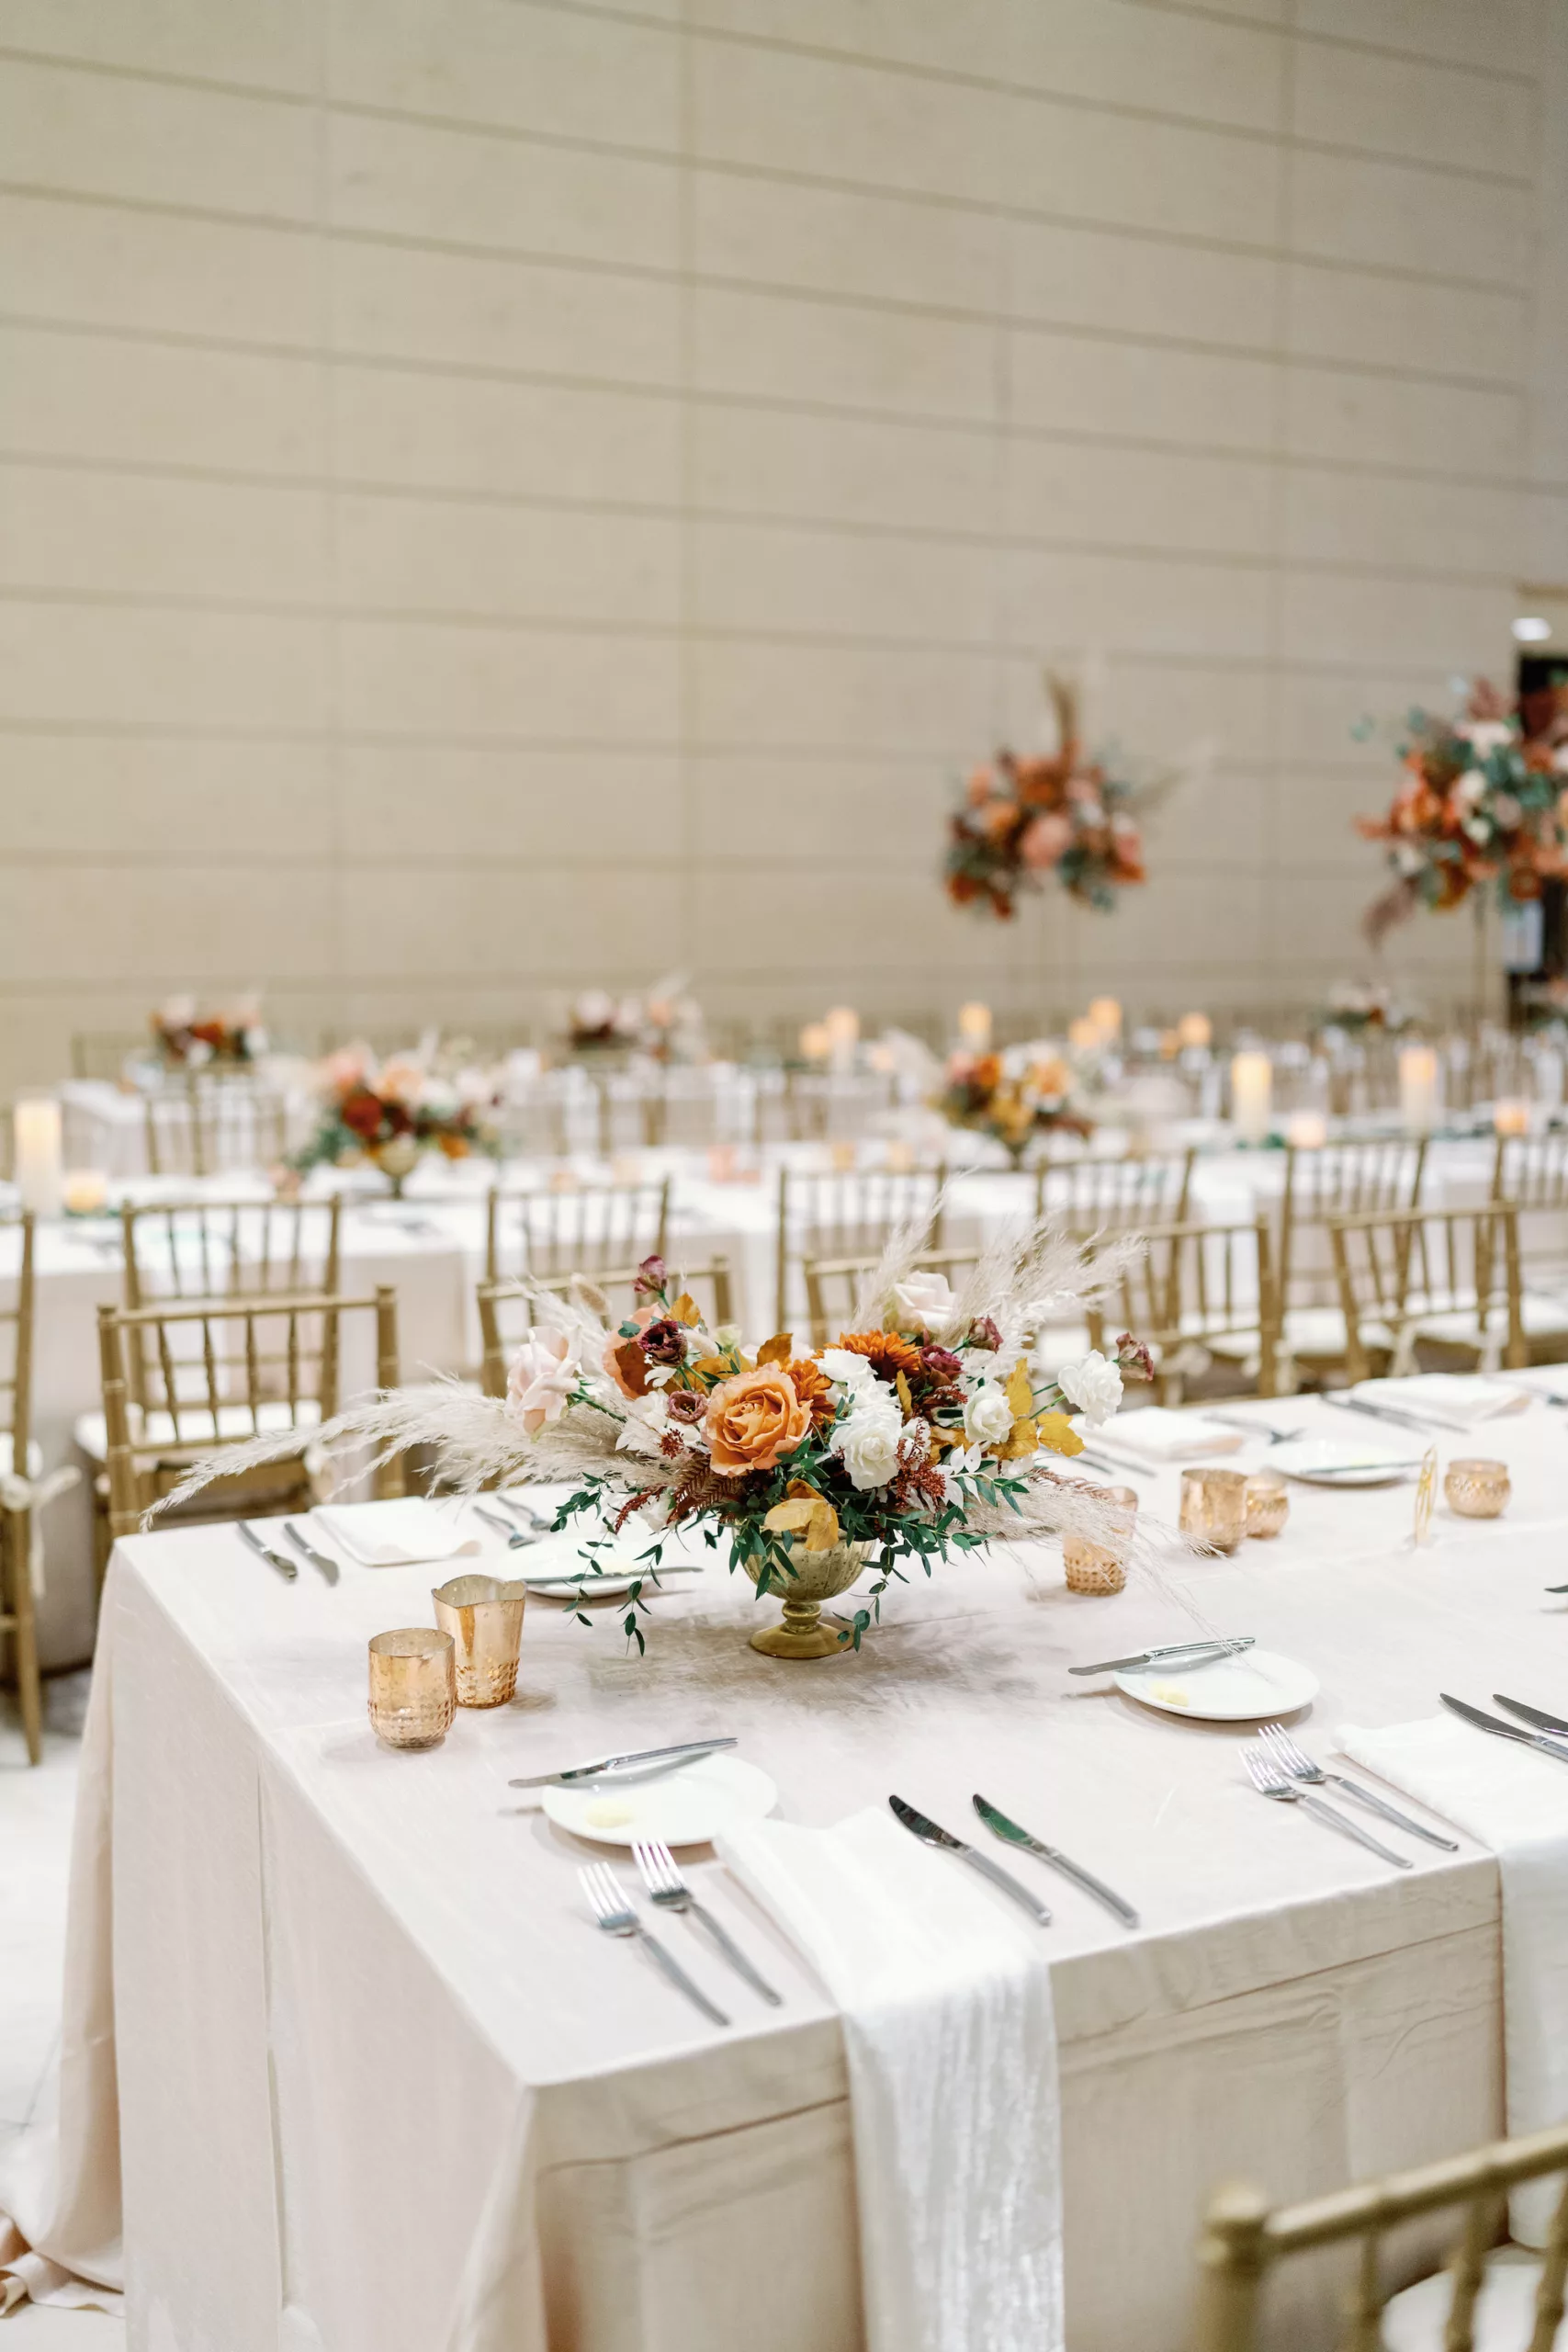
(25, 1383, 1568, 2346)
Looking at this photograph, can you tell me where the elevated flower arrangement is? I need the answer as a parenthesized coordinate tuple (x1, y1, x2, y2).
(287, 1045, 499, 1194)
(152, 996, 267, 1069)
(563, 976, 704, 1064)
(937, 1047, 1092, 1168)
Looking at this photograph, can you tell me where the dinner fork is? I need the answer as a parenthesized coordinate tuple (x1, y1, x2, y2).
(578, 1863, 729, 2027)
(632, 1838, 783, 2007)
(1239, 1746, 1411, 1868)
(1206, 1411, 1305, 1445)
(1258, 1722, 1458, 1850)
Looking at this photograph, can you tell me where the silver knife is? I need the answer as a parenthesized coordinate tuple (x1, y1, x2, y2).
(1324, 1393, 1441, 1435)
(1440, 1693, 1568, 1764)
(239, 1521, 297, 1580)
(1069, 1636, 1255, 1677)
(973, 1793, 1138, 1928)
(888, 1795, 1051, 1926)
(1494, 1693, 1568, 1739)
(509, 1736, 737, 1789)
(474, 1503, 537, 1549)
(282, 1519, 339, 1584)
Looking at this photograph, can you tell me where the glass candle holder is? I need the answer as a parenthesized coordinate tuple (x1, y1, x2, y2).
(1245, 1472, 1291, 1541)
(1063, 1487, 1139, 1596)
(368, 1628, 456, 1750)
(1444, 1458, 1510, 1520)
(433, 1573, 529, 1707)
(1179, 1466, 1249, 1555)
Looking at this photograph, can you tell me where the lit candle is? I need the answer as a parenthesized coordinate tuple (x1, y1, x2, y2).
(884, 1138, 915, 1172)
(14, 1099, 62, 1217)
(1087, 996, 1122, 1040)
(1178, 1012, 1213, 1051)
(1399, 1045, 1439, 1135)
(799, 1023, 830, 1062)
(1285, 1111, 1327, 1151)
(62, 1167, 109, 1216)
(823, 1007, 860, 1048)
(1494, 1097, 1530, 1138)
(957, 1001, 992, 1050)
(829, 1138, 858, 1172)
(1067, 1016, 1099, 1052)
(1230, 1051, 1272, 1145)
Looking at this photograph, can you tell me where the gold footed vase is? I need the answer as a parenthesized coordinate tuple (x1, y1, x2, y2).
(743, 1541, 870, 1659)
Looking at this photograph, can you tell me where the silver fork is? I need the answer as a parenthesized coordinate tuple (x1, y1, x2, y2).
(578, 1863, 730, 2027)
(1206, 1411, 1305, 1445)
(1258, 1722, 1458, 1851)
(1240, 1746, 1412, 1869)
(633, 1838, 783, 2007)
(495, 1492, 552, 1532)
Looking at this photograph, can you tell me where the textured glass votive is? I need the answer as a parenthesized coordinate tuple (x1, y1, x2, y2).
(1179, 1466, 1249, 1555)
(432, 1573, 528, 1707)
(1063, 1487, 1138, 1595)
(368, 1628, 456, 1749)
(1245, 1471, 1291, 1540)
(1444, 1458, 1510, 1520)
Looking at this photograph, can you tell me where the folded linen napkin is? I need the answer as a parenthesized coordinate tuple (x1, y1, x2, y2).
(311, 1499, 481, 1569)
(1353, 1375, 1529, 1430)
(1338, 1714, 1568, 2244)
(715, 1806, 1062, 2352)
(1078, 1406, 1244, 1469)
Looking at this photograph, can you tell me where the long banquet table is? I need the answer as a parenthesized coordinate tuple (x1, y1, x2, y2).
(23, 1382, 1568, 2348)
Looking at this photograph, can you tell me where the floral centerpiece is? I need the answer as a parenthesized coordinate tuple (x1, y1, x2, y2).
(287, 1044, 500, 1194)
(1314, 981, 1416, 1038)
(152, 995, 267, 1069)
(564, 976, 704, 1063)
(155, 1218, 1155, 1657)
(938, 1046, 1092, 1168)
(1357, 681, 1568, 944)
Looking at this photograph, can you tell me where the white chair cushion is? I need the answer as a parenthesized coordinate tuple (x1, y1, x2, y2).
(73, 1396, 321, 1464)
(0, 1433, 42, 1479)
(1381, 2245, 1565, 2349)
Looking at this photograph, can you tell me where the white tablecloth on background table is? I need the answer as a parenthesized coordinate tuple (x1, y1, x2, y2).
(13, 1384, 1568, 2346)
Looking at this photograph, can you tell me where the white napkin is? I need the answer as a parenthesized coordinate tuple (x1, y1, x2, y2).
(716, 1807, 1062, 2352)
(1338, 1714, 1568, 2243)
(1080, 1407, 1244, 1468)
(312, 1499, 481, 1568)
(1353, 1375, 1529, 1430)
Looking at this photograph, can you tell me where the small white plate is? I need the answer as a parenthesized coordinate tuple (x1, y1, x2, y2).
(541, 1751, 777, 1847)
(1114, 1647, 1319, 1722)
(1269, 1436, 1425, 1487)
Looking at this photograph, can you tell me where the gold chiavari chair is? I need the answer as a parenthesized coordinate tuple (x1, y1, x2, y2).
(143, 1076, 288, 1179)
(1103, 1216, 1280, 1406)
(96, 1286, 403, 1545)
(1493, 1132, 1568, 1353)
(775, 1163, 946, 1330)
(477, 1259, 735, 1400)
(801, 1247, 979, 1349)
(1195, 2120, 1568, 2352)
(1327, 1204, 1525, 1385)
(486, 1177, 670, 1285)
(0, 1214, 40, 1763)
(1032, 1146, 1196, 1233)
(1271, 1138, 1427, 1385)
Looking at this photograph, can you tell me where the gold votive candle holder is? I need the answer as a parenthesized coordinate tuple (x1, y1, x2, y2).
(1179, 1466, 1249, 1555)
(368, 1628, 456, 1749)
(1444, 1458, 1510, 1520)
(1245, 1472, 1291, 1540)
(1063, 1486, 1139, 1596)
(432, 1573, 529, 1707)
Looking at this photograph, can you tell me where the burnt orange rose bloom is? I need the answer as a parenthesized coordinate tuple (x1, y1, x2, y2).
(784, 1357, 837, 1426)
(704, 1365, 810, 1476)
(833, 1329, 923, 1385)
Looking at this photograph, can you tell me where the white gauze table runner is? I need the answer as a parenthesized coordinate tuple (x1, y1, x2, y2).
(1339, 1715, 1568, 2243)
(716, 1805, 1062, 2352)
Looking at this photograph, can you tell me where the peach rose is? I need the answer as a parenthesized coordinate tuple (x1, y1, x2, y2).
(603, 1305, 658, 1398)
(704, 1365, 810, 1476)
(1019, 811, 1072, 869)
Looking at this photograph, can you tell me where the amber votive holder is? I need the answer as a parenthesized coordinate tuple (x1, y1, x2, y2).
(1179, 1466, 1249, 1555)
(1444, 1458, 1510, 1520)
(1245, 1472, 1291, 1541)
(1063, 1486, 1139, 1596)
(368, 1628, 456, 1749)
(433, 1573, 529, 1707)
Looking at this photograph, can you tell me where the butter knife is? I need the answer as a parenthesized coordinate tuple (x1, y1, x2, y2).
(1323, 1393, 1442, 1435)
(1494, 1693, 1568, 1739)
(973, 1793, 1138, 1928)
(1439, 1693, 1568, 1764)
(888, 1795, 1051, 1925)
(282, 1519, 339, 1585)
(238, 1521, 297, 1580)
(1069, 1636, 1255, 1677)
(510, 1736, 736, 1789)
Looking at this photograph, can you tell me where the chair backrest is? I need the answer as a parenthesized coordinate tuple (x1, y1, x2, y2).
(1032, 1148, 1195, 1234)
(486, 1178, 670, 1284)
(120, 1196, 343, 1412)
(800, 1247, 978, 1351)
(1195, 2121, 1568, 2352)
(1327, 1204, 1524, 1385)
(476, 1259, 735, 1399)
(1105, 1216, 1280, 1401)
(143, 1077, 288, 1178)
(776, 1164, 946, 1329)
(1278, 1138, 1427, 1306)
(1494, 1129, 1568, 1214)
(96, 1286, 401, 1538)
(0, 1212, 35, 1465)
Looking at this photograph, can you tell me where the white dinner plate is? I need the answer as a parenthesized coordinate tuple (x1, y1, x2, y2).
(1268, 1435, 1425, 1487)
(506, 1532, 690, 1601)
(1114, 1647, 1319, 1722)
(541, 1751, 777, 1847)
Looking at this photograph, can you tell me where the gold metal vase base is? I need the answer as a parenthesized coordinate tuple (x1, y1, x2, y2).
(744, 1541, 870, 1660)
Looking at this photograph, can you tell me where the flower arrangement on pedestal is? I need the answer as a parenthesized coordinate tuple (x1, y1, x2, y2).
(1314, 981, 1416, 1039)
(937, 1047, 1093, 1167)
(1357, 681, 1568, 943)
(155, 1219, 1155, 1658)
(288, 1045, 499, 1194)
(152, 995, 267, 1069)
(564, 976, 704, 1063)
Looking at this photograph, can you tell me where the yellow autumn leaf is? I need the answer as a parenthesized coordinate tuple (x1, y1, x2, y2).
(1035, 1410, 1084, 1457)
(764, 1490, 840, 1552)
(895, 1369, 914, 1419)
(1005, 1357, 1035, 1419)
(670, 1293, 701, 1327)
(1000, 1419, 1040, 1458)
(756, 1331, 793, 1366)
(763, 1498, 815, 1534)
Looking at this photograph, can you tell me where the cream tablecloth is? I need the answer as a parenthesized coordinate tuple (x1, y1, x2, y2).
(13, 1385, 1568, 2346)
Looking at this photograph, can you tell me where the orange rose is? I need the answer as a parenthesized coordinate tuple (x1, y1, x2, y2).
(704, 1365, 810, 1476)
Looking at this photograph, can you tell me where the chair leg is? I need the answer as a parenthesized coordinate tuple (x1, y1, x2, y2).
(7, 1512, 41, 1766)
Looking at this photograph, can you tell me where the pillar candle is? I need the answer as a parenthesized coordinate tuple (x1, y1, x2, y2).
(15, 1098, 63, 1216)
(1493, 1097, 1530, 1138)
(1285, 1111, 1327, 1151)
(1087, 996, 1122, 1040)
(1399, 1045, 1439, 1136)
(1178, 1012, 1213, 1050)
(957, 1001, 992, 1050)
(1230, 1052, 1272, 1145)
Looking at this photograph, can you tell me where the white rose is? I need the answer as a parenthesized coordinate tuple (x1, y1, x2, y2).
(616, 1391, 671, 1455)
(830, 1389, 904, 1489)
(505, 1328, 578, 1434)
(1055, 1350, 1123, 1428)
(818, 1346, 877, 1394)
(1461, 721, 1512, 756)
(891, 1270, 959, 1338)
(964, 1383, 1014, 1448)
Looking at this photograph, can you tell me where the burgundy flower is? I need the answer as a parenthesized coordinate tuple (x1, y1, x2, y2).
(1114, 1330, 1156, 1385)
(920, 1346, 964, 1383)
(633, 1254, 667, 1298)
(639, 1317, 686, 1366)
(665, 1388, 706, 1425)
(965, 1315, 1003, 1354)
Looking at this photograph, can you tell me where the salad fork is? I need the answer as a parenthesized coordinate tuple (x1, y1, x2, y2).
(632, 1838, 783, 2006)
(1258, 1722, 1457, 1850)
(1240, 1746, 1411, 1868)
(578, 1862, 729, 2027)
